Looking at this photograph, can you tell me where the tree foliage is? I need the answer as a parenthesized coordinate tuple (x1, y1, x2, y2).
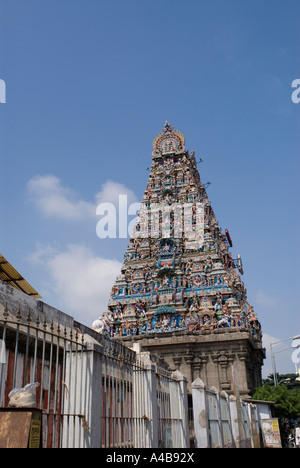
(252, 374, 300, 420)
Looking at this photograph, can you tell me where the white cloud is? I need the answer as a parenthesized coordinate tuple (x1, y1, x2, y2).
(26, 241, 61, 265)
(96, 179, 138, 207)
(26, 175, 139, 222)
(27, 243, 121, 325)
(25, 176, 138, 323)
(27, 174, 95, 221)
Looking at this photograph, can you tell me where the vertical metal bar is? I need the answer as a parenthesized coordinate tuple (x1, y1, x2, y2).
(165, 376, 168, 446)
(165, 377, 168, 447)
(162, 377, 165, 447)
(23, 308, 32, 386)
(173, 380, 176, 447)
(113, 352, 116, 448)
(106, 354, 109, 448)
(32, 315, 40, 382)
(118, 359, 122, 448)
(172, 379, 175, 447)
(83, 335, 88, 449)
(157, 376, 160, 447)
(103, 356, 109, 448)
(115, 357, 119, 447)
(112, 355, 115, 448)
(125, 365, 128, 448)
(142, 360, 145, 448)
(52, 323, 61, 448)
(169, 378, 172, 447)
(102, 354, 106, 448)
(12, 307, 21, 389)
(39, 317, 47, 409)
(103, 349, 107, 448)
(108, 354, 112, 448)
(113, 347, 116, 448)
(120, 362, 123, 448)
(111, 353, 114, 448)
(178, 380, 181, 446)
(175, 380, 179, 447)
(133, 361, 137, 448)
(116, 354, 120, 448)
(128, 364, 131, 448)
(160, 375, 163, 448)
(121, 362, 125, 448)
(82, 334, 86, 445)
(136, 361, 140, 448)
(104, 338, 108, 448)
(59, 325, 68, 448)
(129, 367, 132, 448)
(72, 329, 78, 449)
(170, 379, 174, 447)
(131, 367, 134, 447)
(45, 321, 54, 447)
(120, 353, 124, 448)
(105, 354, 109, 448)
(66, 327, 73, 448)
(77, 332, 84, 448)
(0, 304, 8, 404)
(106, 352, 110, 448)
(124, 362, 128, 448)
(162, 376, 165, 447)
(133, 354, 138, 448)
(141, 359, 145, 448)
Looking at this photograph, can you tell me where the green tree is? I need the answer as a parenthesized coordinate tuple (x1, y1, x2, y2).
(263, 373, 300, 390)
(252, 378, 300, 420)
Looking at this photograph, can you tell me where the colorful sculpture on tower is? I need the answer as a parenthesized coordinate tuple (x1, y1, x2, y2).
(95, 122, 261, 340)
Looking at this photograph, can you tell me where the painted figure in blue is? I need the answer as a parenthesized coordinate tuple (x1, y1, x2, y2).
(151, 316, 156, 329)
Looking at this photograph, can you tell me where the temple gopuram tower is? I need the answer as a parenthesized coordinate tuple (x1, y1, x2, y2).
(100, 122, 265, 397)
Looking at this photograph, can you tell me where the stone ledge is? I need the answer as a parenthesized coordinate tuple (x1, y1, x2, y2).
(117, 327, 263, 350)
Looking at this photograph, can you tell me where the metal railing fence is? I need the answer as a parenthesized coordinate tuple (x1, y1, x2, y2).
(0, 302, 189, 449)
(0, 303, 86, 448)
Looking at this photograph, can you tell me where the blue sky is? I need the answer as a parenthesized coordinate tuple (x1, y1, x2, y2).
(0, 0, 299, 376)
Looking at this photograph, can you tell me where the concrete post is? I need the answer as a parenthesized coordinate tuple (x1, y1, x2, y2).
(219, 390, 235, 448)
(133, 353, 159, 448)
(191, 378, 209, 448)
(171, 370, 190, 448)
(62, 340, 103, 448)
(145, 363, 159, 448)
(247, 403, 260, 448)
(208, 386, 223, 448)
(229, 395, 240, 448)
